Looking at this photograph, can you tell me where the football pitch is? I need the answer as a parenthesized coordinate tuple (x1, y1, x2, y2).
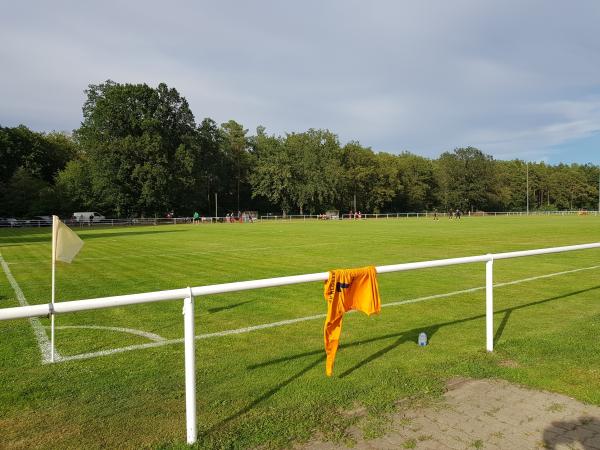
(1, 216, 600, 449)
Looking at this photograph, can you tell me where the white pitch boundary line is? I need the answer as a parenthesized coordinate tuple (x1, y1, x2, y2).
(5, 240, 335, 265)
(55, 264, 600, 364)
(58, 314, 328, 363)
(381, 265, 600, 309)
(53, 325, 166, 342)
(0, 252, 58, 363)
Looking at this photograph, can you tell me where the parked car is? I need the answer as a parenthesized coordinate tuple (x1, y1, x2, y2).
(4, 217, 21, 227)
(73, 212, 106, 223)
(26, 216, 53, 227)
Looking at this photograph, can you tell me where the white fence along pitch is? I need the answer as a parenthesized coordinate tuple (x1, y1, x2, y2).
(1, 242, 599, 444)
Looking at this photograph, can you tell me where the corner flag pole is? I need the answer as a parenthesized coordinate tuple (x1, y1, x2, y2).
(49, 215, 84, 363)
(51, 215, 58, 362)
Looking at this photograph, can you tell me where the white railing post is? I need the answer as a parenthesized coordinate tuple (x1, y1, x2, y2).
(183, 288, 197, 444)
(486, 255, 494, 352)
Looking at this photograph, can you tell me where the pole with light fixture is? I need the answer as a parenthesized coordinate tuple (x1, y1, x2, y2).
(526, 161, 529, 215)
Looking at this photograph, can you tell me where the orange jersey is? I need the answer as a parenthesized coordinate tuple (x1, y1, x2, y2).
(323, 266, 381, 376)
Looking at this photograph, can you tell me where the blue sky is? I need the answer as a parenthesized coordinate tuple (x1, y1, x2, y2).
(1, 0, 599, 164)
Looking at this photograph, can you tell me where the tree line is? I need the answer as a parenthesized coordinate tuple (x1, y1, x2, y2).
(1, 80, 598, 218)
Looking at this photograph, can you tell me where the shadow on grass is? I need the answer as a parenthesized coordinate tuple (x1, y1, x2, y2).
(494, 309, 512, 345)
(206, 285, 600, 433)
(206, 355, 324, 433)
(0, 228, 186, 246)
(250, 284, 600, 373)
(542, 416, 600, 449)
(207, 300, 253, 314)
(338, 324, 441, 378)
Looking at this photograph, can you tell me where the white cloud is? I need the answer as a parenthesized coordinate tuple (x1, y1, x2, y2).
(0, 0, 599, 163)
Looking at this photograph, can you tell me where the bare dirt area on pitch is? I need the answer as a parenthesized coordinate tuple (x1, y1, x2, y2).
(303, 378, 600, 450)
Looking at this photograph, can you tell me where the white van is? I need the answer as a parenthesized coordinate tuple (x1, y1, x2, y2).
(73, 212, 106, 223)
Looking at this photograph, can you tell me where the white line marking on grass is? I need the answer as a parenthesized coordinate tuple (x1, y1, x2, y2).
(58, 315, 327, 363)
(53, 325, 166, 342)
(6, 241, 335, 265)
(382, 287, 485, 308)
(492, 266, 600, 288)
(0, 252, 58, 363)
(54, 264, 600, 363)
(59, 339, 184, 362)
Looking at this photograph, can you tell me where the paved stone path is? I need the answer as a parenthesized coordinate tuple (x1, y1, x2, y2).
(303, 378, 600, 449)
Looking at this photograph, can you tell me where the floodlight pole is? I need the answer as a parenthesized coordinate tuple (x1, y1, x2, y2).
(526, 162, 529, 215)
(183, 288, 197, 444)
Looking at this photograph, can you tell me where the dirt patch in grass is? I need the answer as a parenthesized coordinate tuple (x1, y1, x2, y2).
(498, 359, 520, 368)
(302, 378, 600, 449)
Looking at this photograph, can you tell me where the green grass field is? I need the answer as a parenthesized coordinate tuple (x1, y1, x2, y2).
(1, 216, 600, 449)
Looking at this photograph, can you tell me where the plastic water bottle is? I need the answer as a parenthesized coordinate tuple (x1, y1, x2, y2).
(418, 332, 428, 346)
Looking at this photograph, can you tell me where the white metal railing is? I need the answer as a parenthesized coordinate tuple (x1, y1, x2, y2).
(0, 216, 259, 228)
(258, 210, 600, 221)
(339, 210, 600, 220)
(1, 242, 599, 444)
(2, 210, 597, 228)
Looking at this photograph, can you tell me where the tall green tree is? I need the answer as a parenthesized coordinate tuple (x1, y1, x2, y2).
(371, 153, 401, 213)
(394, 152, 435, 211)
(0, 125, 77, 216)
(192, 118, 226, 214)
(0, 125, 76, 184)
(250, 128, 342, 214)
(284, 129, 342, 214)
(436, 147, 499, 211)
(0, 168, 48, 217)
(220, 120, 250, 212)
(338, 144, 400, 213)
(250, 128, 293, 215)
(339, 142, 378, 211)
(74, 80, 197, 216)
(495, 160, 527, 211)
(55, 158, 94, 213)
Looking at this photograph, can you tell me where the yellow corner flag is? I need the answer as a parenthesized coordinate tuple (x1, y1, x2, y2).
(50, 215, 84, 362)
(52, 215, 84, 263)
